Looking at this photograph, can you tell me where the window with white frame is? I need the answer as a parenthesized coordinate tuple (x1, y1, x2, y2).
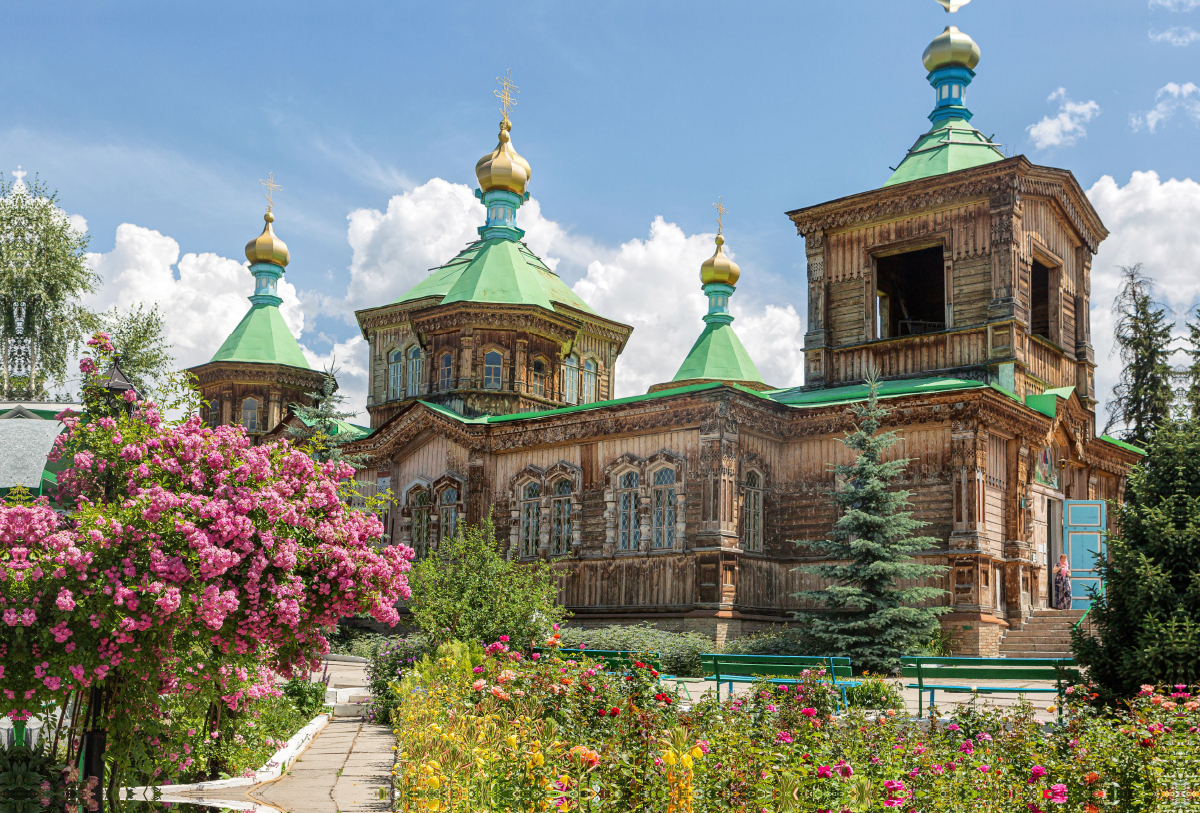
(617, 471, 640, 551)
(520, 482, 540, 557)
(550, 479, 572, 555)
(484, 351, 502, 389)
(241, 397, 258, 432)
(744, 471, 763, 552)
(581, 359, 597, 404)
(406, 347, 423, 397)
(410, 490, 431, 558)
(439, 487, 458, 542)
(388, 350, 404, 400)
(651, 468, 676, 549)
(438, 352, 453, 391)
(562, 354, 579, 404)
(530, 358, 546, 397)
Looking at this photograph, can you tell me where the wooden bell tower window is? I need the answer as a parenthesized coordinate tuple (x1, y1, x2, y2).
(1030, 260, 1051, 341)
(875, 246, 945, 339)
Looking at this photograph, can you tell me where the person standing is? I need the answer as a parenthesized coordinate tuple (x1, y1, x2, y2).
(1053, 553, 1073, 609)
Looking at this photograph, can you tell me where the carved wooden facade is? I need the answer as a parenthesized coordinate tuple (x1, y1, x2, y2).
(188, 360, 324, 444)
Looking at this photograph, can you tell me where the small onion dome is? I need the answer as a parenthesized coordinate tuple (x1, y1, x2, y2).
(700, 235, 740, 286)
(922, 25, 981, 72)
(245, 211, 290, 268)
(475, 118, 531, 196)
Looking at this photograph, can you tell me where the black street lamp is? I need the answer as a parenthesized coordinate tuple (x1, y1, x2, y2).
(97, 357, 138, 414)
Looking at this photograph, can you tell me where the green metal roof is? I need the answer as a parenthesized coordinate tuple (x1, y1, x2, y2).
(210, 302, 311, 369)
(1024, 386, 1078, 418)
(393, 238, 596, 315)
(672, 322, 764, 385)
(295, 414, 372, 440)
(1099, 434, 1146, 456)
(766, 376, 988, 407)
(884, 118, 1005, 187)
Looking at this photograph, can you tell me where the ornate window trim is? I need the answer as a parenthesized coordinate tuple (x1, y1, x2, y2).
(405, 344, 424, 398)
(739, 454, 770, 554)
(561, 354, 579, 405)
(387, 348, 404, 401)
(482, 346, 505, 390)
(544, 461, 583, 556)
(240, 397, 259, 432)
(529, 355, 549, 398)
(580, 356, 599, 404)
(438, 352, 453, 392)
(601, 451, 686, 556)
(508, 465, 546, 559)
(404, 483, 432, 559)
(432, 473, 465, 544)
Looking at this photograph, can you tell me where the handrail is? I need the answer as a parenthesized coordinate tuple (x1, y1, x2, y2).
(1072, 608, 1090, 632)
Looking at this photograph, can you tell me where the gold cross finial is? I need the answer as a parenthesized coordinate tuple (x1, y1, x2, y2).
(495, 69, 520, 122)
(259, 172, 282, 213)
(712, 196, 728, 235)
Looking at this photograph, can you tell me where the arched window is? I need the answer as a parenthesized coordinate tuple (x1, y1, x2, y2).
(439, 487, 458, 542)
(406, 347, 423, 397)
(520, 482, 541, 557)
(438, 352, 453, 392)
(241, 397, 258, 432)
(208, 407, 221, 428)
(617, 471, 640, 551)
(550, 480, 572, 555)
(484, 351, 502, 389)
(388, 350, 404, 400)
(561, 355, 579, 405)
(530, 358, 546, 397)
(411, 490, 431, 558)
(581, 359, 597, 404)
(744, 472, 763, 552)
(651, 468, 676, 549)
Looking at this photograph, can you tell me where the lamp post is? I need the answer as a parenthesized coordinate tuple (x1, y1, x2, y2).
(97, 357, 138, 413)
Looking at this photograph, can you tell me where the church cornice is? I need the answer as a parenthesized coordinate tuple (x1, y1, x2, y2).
(186, 361, 325, 391)
(785, 157, 1107, 254)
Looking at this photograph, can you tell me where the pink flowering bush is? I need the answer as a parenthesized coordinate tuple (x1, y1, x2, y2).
(0, 333, 413, 789)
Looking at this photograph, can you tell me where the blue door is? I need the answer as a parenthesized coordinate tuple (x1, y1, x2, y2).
(1063, 501, 1106, 609)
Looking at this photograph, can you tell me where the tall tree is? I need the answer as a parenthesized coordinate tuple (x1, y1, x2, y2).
(98, 302, 175, 399)
(795, 375, 949, 674)
(1177, 306, 1200, 421)
(0, 173, 98, 400)
(285, 366, 364, 464)
(1072, 418, 1200, 699)
(1104, 264, 1175, 448)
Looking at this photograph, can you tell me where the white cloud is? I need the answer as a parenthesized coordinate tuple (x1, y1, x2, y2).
(1026, 88, 1100, 150)
(300, 334, 370, 425)
(67, 213, 88, 234)
(1149, 0, 1200, 9)
(1131, 82, 1200, 131)
(1150, 26, 1200, 45)
(1086, 171, 1200, 427)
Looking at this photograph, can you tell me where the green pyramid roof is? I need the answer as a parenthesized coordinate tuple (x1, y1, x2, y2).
(672, 321, 764, 385)
(393, 238, 596, 315)
(884, 118, 1004, 187)
(210, 302, 311, 369)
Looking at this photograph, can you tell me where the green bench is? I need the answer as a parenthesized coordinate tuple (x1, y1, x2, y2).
(701, 653, 858, 712)
(900, 656, 1080, 717)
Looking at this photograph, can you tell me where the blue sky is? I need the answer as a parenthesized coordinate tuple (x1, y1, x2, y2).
(5, 0, 1199, 420)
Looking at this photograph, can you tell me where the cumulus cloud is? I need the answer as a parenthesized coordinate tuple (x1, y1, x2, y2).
(1131, 82, 1200, 131)
(1026, 89, 1101, 150)
(1150, 26, 1200, 45)
(1086, 171, 1200, 426)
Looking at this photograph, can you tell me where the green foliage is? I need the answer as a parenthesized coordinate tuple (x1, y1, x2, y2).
(558, 622, 712, 677)
(919, 624, 955, 657)
(0, 743, 72, 813)
(1073, 418, 1200, 698)
(282, 677, 329, 718)
(1105, 264, 1175, 447)
(720, 626, 819, 657)
(286, 366, 365, 465)
(408, 519, 567, 649)
(0, 174, 98, 400)
(327, 625, 399, 659)
(97, 301, 174, 399)
(794, 375, 949, 674)
(1180, 306, 1200, 421)
(399, 640, 486, 695)
(364, 634, 432, 724)
(843, 672, 906, 711)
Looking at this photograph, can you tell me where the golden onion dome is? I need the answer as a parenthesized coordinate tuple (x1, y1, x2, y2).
(475, 118, 531, 196)
(922, 26, 981, 72)
(245, 211, 290, 268)
(700, 235, 741, 286)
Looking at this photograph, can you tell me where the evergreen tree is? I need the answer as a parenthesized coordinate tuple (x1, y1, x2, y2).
(1177, 307, 1200, 421)
(795, 375, 949, 674)
(1072, 418, 1200, 699)
(285, 366, 364, 465)
(1104, 264, 1174, 448)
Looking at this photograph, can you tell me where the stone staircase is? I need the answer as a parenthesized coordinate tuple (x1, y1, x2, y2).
(999, 609, 1086, 659)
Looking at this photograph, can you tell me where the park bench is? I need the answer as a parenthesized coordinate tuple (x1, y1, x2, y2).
(701, 653, 858, 712)
(900, 656, 1080, 717)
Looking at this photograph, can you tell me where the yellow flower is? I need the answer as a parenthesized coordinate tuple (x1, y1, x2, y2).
(662, 751, 677, 766)
(690, 746, 704, 760)
(680, 754, 693, 769)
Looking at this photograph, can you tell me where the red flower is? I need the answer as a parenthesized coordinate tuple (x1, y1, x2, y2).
(609, 706, 621, 716)
(597, 708, 607, 717)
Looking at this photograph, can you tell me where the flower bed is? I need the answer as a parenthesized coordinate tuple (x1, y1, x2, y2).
(389, 641, 1197, 812)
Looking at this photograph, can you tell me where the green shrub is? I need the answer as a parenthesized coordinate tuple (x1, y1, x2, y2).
(326, 625, 398, 659)
(844, 672, 906, 711)
(282, 677, 329, 718)
(558, 623, 711, 677)
(0, 743, 72, 813)
(364, 634, 432, 724)
(721, 626, 818, 657)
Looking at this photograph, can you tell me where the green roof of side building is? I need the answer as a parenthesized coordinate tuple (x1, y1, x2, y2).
(672, 322, 764, 385)
(884, 118, 1005, 187)
(210, 302, 311, 369)
(393, 238, 596, 315)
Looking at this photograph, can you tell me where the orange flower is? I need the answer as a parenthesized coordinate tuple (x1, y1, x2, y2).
(1085, 804, 1099, 813)
(1084, 771, 1100, 784)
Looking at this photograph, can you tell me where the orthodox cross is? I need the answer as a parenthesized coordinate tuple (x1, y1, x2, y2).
(495, 69, 519, 121)
(12, 166, 26, 182)
(712, 196, 727, 235)
(259, 172, 281, 213)
(936, 0, 971, 11)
